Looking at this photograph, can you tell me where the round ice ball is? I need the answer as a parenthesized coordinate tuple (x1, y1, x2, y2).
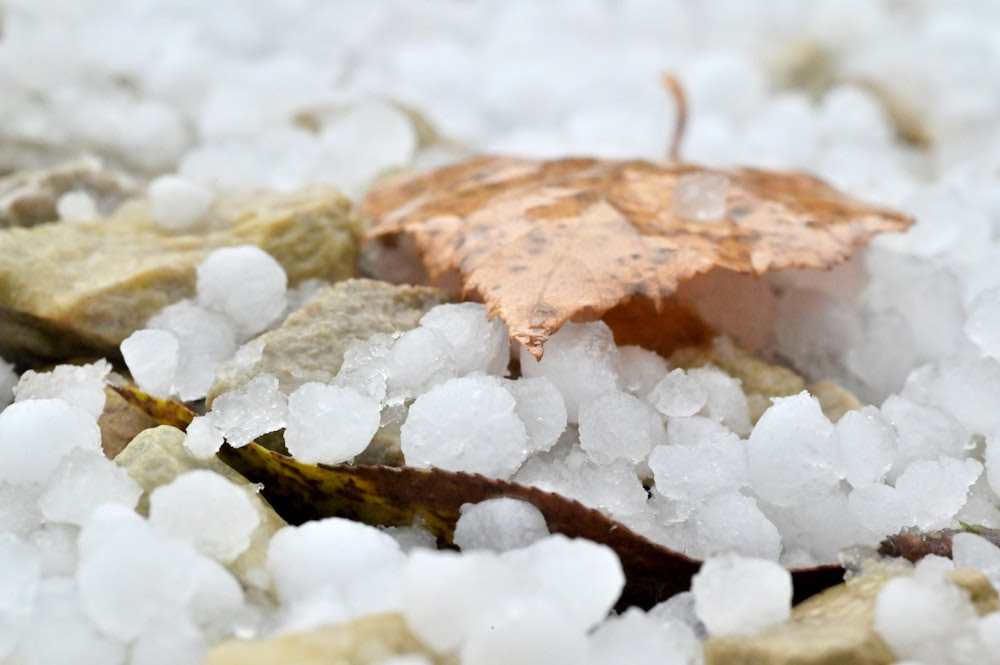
(0, 399, 101, 486)
(121, 329, 180, 398)
(148, 175, 214, 231)
(284, 382, 381, 464)
(401, 375, 528, 478)
(195, 245, 288, 337)
(149, 470, 260, 563)
(454, 498, 550, 552)
(56, 190, 97, 222)
(692, 552, 791, 637)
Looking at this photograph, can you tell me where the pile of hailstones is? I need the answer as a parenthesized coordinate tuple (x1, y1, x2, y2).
(2, 245, 1000, 664)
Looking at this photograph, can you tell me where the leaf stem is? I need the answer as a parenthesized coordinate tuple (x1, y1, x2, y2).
(661, 73, 687, 163)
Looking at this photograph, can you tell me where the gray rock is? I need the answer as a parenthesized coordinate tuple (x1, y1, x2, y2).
(0, 184, 362, 366)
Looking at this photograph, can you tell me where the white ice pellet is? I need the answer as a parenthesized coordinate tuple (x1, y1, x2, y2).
(665, 414, 734, 447)
(504, 376, 567, 454)
(267, 518, 405, 615)
(515, 451, 650, 524)
(881, 395, 970, 476)
(501, 535, 624, 632)
(333, 333, 394, 402)
(588, 607, 702, 665)
(836, 406, 897, 487)
(0, 482, 43, 539)
(746, 392, 842, 507)
(316, 98, 418, 197)
(460, 600, 589, 665)
(894, 456, 982, 530)
(966, 288, 1000, 360)
(0, 533, 41, 659)
(952, 532, 1000, 591)
(690, 492, 782, 561)
(386, 326, 457, 398)
(649, 436, 747, 512)
(519, 321, 621, 423)
(149, 470, 260, 563)
(130, 608, 207, 665)
(196, 245, 288, 338)
(688, 365, 752, 436)
(401, 549, 531, 652)
(148, 174, 214, 231)
(419, 302, 510, 376)
(56, 190, 98, 222)
(579, 390, 665, 465)
(921, 358, 1000, 436)
(873, 564, 980, 664)
(209, 373, 287, 448)
(847, 483, 910, 538)
(149, 300, 238, 401)
(672, 172, 729, 223)
(454, 498, 550, 552)
(692, 552, 792, 637)
(183, 415, 225, 459)
(616, 345, 669, 398)
(121, 329, 180, 398)
(284, 382, 381, 464)
(76, 505, 243, 642)
(37, 448, 142, 526)
(401, 375, 528, 478)
(0, 399, 102, 486)
(11, 576, 127, 665)
(13, 360, 111, 420)
(648, 368, 707, 419)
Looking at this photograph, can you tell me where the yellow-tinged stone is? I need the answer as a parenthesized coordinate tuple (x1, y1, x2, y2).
(808, 379, 863, 423)
(115, 425, 286, 592)
(204, 612, 456, 665)
(0, 160, 139, 228)
(207, 279, 448, 404)
(672, 336, 859, 423)
(0, 185, 362, 365)
(703, 563, 999, 665)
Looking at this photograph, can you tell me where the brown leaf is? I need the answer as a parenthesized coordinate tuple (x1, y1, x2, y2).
(113, 383, 843, 609)
(98, 385, 161, 458)
(363, 156, 912, 357)
(217, 442, 844, 609)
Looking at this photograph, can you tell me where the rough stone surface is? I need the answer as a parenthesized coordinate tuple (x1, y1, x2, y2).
(807, 380, 862, 423)
(703, 563, 999, 665)
(207, 278, 449, 402)
(0, 160, 139, 228)
(672, 336, 858, 423)
(204, 612, 455, 665)
(207, 279, 449, 465)
(114, 424, 286, 591)
(0, 184, 362, 366)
